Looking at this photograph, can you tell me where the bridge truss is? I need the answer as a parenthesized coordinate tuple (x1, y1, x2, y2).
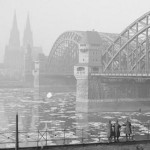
(102, 11, 150, 75)
(47, 31, 82, 75)
(47, 11, 150, 77)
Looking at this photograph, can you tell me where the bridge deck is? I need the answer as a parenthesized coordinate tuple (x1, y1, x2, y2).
(92, 73, 150, 77)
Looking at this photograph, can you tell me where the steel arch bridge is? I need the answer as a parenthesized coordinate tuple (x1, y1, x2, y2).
(46, 31, 117, 76)
(47, 31, 82, 75)
(46, 11, 150, 77)
(102, 11, 150, 76)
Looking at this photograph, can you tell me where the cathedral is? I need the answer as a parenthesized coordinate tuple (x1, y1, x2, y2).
(4, 12, 44, 81)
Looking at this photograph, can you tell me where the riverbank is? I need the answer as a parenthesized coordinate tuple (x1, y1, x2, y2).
(0, 81, 24, 88)
(1, 140, 150, 150)
(0, 81, 76, 92)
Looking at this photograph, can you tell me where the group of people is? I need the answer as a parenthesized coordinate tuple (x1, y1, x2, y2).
(107, 119, 132, 142)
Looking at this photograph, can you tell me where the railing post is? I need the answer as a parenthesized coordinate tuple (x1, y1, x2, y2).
(99, 132, 101, 142)
(82, 128, 83, 144)
(99, 126, 101, 142)
(46, 129, 47, 146)
(148, 121, 150, 139)
(37, 130, 39, 147)
(15, 113, 19, 150)
(132, 126, 135, 141)
(64, 129, 65, 145)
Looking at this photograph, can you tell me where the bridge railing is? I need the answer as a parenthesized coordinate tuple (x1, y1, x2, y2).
(90, 68, 150, 76)
(0, 123, 150, 148)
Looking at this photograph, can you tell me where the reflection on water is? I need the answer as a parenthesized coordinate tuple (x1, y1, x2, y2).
(0, 88, 150, 137)
(0, 88, 76, 132)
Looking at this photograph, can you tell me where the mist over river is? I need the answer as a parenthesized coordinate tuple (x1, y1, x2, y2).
(0, 88, 150, 142)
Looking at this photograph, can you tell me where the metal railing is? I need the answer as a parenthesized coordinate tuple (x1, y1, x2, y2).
(0, 123, 150, 148)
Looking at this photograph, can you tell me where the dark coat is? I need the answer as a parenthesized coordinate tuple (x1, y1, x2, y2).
(107, 123, 113, 138)
(114, 123, 121, 137)
(124, 121, 132, 135)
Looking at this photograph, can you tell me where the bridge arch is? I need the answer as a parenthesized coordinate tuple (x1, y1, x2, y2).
(47, 31, 82, 75)
(46, 31, 117, 76)
(102, 11, 150, 74)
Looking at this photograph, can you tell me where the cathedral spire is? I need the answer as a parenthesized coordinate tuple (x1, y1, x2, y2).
(26, 13, 31, 31)
(9, 11, 20, 47)
(13, 11, 18, 30)
(23, 13, 33, 48)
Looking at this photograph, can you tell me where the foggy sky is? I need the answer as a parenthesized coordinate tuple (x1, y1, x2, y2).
(0, 0, 150, 62)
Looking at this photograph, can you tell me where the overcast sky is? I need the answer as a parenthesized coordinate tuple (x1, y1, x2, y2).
(0, 0, 150, 62)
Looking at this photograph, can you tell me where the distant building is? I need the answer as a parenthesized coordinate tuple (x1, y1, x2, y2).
(23, 14, 33, 49)
(4, 13, 24, 79)
(3, 12, 44, 81)
(0, 63, 5, 80)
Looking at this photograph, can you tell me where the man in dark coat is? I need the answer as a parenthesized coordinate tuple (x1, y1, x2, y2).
(114, 119, 121, 142)
(124, 119, 132, 141)
(107, 120, 113, 142)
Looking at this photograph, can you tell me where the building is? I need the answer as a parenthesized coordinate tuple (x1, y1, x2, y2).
(4, 13, 24, 79)
(4, 12, 44, 81)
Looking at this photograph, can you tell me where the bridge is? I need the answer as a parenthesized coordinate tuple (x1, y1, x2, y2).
(46, 11, 150, 76)
(46, 31, 117, 76)
(35, 11, 150, 112)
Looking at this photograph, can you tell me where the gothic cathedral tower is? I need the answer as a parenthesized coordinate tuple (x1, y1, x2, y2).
(4, 11, 24, 79)
(23, 13, 33, 49)
(23, 14, 34, 83)
(8, 12, 20, 47)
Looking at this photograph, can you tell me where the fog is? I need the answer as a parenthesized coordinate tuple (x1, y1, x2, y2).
(0, 0, 150, 62)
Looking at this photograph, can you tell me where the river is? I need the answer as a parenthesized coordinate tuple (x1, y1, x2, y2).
(0, 88, 150, 147)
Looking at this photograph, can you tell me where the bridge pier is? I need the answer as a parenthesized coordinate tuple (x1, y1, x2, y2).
(74, 42, 150, 112)
(75, 70, 89, 113)
(74, 42, 103, 112)
(75, 72, 150, 112)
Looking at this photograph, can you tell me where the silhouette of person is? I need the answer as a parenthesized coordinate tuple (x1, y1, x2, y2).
(107, 120, 113, 142)
(114, 119, 121, 142)
(124, 118, 132, 141)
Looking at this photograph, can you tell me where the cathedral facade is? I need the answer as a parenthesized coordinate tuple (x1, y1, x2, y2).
(4, 12, 43, 81)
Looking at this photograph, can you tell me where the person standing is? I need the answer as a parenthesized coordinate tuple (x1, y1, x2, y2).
(124, 118, 132, 141)
(107, 120, 113, 142)
(114, 119, 121, 142)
